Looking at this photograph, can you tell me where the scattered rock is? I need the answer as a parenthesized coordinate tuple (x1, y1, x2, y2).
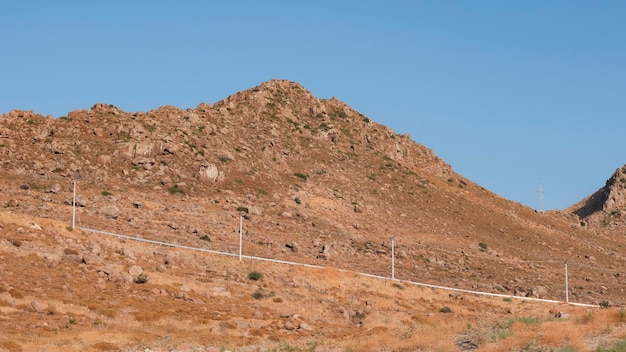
(98, 205, 120, 219)
(30, 300, 44, 313)
(555, 311, 569, 319)
(62, 254, 85, 264)
(299, 322, 314, 331)
(48, 183, 62, 193)
(128, 265, 143, 277)
(317, 244, 330, 260)
(286, 242, 299, 253)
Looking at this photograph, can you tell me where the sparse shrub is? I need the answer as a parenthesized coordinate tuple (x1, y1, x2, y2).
(52, 167, 64, 173)
(168, 185, 185, 195)
(237, 206, 249, 213)
(439, 306, 452, 313)
(502, 297, 512, 302)
(218, 155, 229, 163)
(600, 300, 611, 308)
(19, 184, 29, 190)
(595, 339, 626, 352)
(363, 117, 370, 123)
(294, 172, 308, 181)
(272, 297, 283, 303)
(478, 242, 488, 251)
(101, 191, 112, 196)
(392, 283, 405, 290)
(457, 318, 513, 350)
(252, 290, 265, 300)
(134, 275, 148, 284)
(248, 271, 263, 281)
(515, 340, 554, 352)
(515, 316, 541, 325)
(331, 110, 347, 118)
(134, 311, 159, 322)
(199, 235, 210, 242)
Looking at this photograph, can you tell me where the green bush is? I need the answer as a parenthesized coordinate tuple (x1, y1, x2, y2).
(252, 290, 266, 300)
(439, 306, 452, 313)
(199, 235, 210, 242)
(168, 185, 185, 195)
(248, 271, 263, 281)
(294, 172, 308, 181)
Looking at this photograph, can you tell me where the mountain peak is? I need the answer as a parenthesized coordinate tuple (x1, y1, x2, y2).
(571, 165, 626, 225)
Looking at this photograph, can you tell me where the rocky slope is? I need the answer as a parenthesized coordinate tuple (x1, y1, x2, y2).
(569, 165, 626, 230)
(2, 79, 626, 351)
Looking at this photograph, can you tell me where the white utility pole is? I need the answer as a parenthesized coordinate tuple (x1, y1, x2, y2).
(72, 180, 77, 229)
(239, 214, 243, 262)
(391, 236, 395, 280)
(538, 183, 544, 212)
(565, 260, 569, 303)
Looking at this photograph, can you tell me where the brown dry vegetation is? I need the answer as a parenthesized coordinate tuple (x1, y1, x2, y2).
(2, 80, 626, 351)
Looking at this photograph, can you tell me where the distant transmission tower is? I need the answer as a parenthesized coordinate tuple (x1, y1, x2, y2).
(538, 183, 544, 212)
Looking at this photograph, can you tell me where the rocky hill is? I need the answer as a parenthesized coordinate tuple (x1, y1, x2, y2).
(569, 165, 626, 230)
(2, 79, 626, 351)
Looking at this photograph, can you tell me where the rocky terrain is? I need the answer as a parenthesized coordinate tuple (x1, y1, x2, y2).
(2, 79, 626, 351)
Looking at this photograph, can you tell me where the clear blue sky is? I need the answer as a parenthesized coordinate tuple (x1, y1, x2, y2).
(2, 1, 625, 210)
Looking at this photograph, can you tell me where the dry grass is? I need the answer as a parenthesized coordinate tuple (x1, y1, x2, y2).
(2, 201, 626, 351)
(0, 339, 23, 352)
